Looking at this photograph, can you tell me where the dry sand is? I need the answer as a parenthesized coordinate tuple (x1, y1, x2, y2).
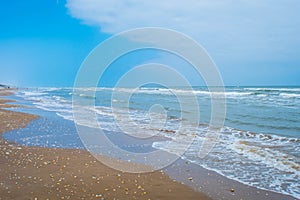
(0, 91, 211, 200)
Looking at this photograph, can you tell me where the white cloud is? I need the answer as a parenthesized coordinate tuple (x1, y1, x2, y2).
(66, 0, 224, 33)
(66, 0, 300, 62)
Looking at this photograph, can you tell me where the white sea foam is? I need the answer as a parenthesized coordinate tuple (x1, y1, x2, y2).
(279, 93, 300, 98)
(22, 91, 47, 97)
(244, 87, 300, 92)
(153, 126, 300, 199)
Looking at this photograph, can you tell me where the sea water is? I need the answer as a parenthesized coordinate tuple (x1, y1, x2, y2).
(3, 86, 300, 199)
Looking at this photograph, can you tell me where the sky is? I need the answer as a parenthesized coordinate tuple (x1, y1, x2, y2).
(0, 0, 300, 87)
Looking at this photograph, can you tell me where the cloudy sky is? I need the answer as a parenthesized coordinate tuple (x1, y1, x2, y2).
(1, 0, 299, 86)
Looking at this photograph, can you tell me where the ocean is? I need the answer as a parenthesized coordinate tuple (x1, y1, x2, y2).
(3, 86, 300, 199)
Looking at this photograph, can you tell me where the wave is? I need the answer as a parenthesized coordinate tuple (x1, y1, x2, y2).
(280, 93, 300, 98)
(22, 91, 47, 97)
(244, 87, 300, 92)
(73, 93, 96, 99)
(153, 126, 300, 199)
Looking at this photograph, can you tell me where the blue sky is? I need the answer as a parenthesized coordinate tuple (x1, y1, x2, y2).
(0, 0, 300, 87)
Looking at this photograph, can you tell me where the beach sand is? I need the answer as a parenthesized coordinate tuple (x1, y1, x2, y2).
(0, 90, 211, 200)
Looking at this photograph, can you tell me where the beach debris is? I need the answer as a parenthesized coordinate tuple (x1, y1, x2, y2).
(188, 177, 193, 181)
(43, 161, 49, 165)
(230, 188, 235, 193)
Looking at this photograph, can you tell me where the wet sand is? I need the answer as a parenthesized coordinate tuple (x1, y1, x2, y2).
(0, 90, 211, 200)
(165, 159, 297, 200)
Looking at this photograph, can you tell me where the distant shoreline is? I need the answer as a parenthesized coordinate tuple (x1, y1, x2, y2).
(3, 85, 300, 90)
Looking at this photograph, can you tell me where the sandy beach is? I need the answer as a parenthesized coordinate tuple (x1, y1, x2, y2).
(0, 90, 211, 199)
(2, 0, 300, 199)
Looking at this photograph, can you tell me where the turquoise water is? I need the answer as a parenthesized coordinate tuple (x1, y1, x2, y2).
(3, 86, 300, 198)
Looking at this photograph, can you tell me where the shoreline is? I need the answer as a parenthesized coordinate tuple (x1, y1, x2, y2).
(0, 90, 211, 199)
(1, 89, 298, 200)
(164, 158, 297, 200)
